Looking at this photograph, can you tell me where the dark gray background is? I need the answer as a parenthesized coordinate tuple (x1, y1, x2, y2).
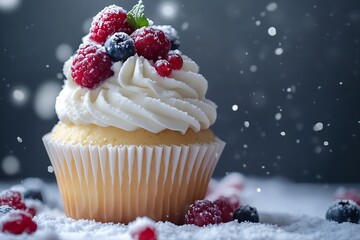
(0, 0, 359, 182)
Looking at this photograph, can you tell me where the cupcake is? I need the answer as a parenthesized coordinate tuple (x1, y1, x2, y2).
(43, 1, 225, 224)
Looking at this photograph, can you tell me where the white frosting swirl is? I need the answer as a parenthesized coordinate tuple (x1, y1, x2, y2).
(56, 53, 217, 134)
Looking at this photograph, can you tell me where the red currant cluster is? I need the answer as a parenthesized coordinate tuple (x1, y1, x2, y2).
(72, 3, 183, 89)
(0, 190, 38, 235)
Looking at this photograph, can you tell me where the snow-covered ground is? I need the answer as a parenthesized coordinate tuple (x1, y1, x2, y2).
(0, 176, 359, 240)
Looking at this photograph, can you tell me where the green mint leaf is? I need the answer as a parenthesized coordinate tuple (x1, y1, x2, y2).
(128, 0, 149, 29)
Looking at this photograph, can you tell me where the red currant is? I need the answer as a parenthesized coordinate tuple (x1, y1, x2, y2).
(137, 227, 157, 240)
(155, 60, 172, 77)
(167, 54, 183, 70)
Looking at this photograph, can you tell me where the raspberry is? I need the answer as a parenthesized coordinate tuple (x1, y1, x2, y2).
(185, 200, 222, 227)
(1, 211, 37, 235)
(153, 25, 180, 50)
(89, 5, 134, 44)
(214, 197, 234, 223)
(71, 43, 114, 89)
(0, 190, 26, 211)
(25, 208, 36, 218)
(155, 60, 172, 77)
(221, 195, 241, 211)
(131, 227, 157, 240)
(167, 54, 183, 70)
(132, 27, 171, 61)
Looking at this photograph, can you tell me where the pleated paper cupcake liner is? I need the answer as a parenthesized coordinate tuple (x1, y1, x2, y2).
(42, 133, 225, 224)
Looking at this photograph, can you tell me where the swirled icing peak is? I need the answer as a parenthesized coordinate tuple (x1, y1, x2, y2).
(56, 53, 217, 134)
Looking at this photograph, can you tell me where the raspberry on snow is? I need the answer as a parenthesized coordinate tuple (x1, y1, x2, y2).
(71, 43, 114, 89)
(1, 211, 37, 235)
(185, 200, 222, 227)
(132, 27, 171, 61)
(214, 197, 234, 223)
(89, 5, 134, 44)
(0, 190, 26, 211)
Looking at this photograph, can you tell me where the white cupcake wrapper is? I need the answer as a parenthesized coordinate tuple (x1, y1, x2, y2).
(42, 133, 225, 224)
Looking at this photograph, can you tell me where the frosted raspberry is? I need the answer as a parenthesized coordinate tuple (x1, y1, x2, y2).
(132, 27, 171, 61)
(0, 190, 26, 211)
(1, 211, 37, 235)
(71, 43, 114, 89)
(185, 200, 222, 226)
(89, 5, 134, 44)
(214, 197, 234, 223)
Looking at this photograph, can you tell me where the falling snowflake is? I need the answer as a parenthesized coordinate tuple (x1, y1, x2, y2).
(11, 86, 29, 106)
(181, 22, 189, 31)
(275, 113, 282, 120)
(232, 104, 238, 111)
(0, 0, 21, 12)
(274, 48, 283, 55)
(55, 43, 73, 62)
(244, 121, 250, 128)
(250, 65, 257, 72)
(266, 2, 278, 12)
(268, 27, 277, 36)
(159, 1, 178, 19)
(47, 165, 54, 173)
(1, 155, 20, 175)
(313, 122, 323, 131)
(16, 136, 22, 143)
(34, 81, 62, 120)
